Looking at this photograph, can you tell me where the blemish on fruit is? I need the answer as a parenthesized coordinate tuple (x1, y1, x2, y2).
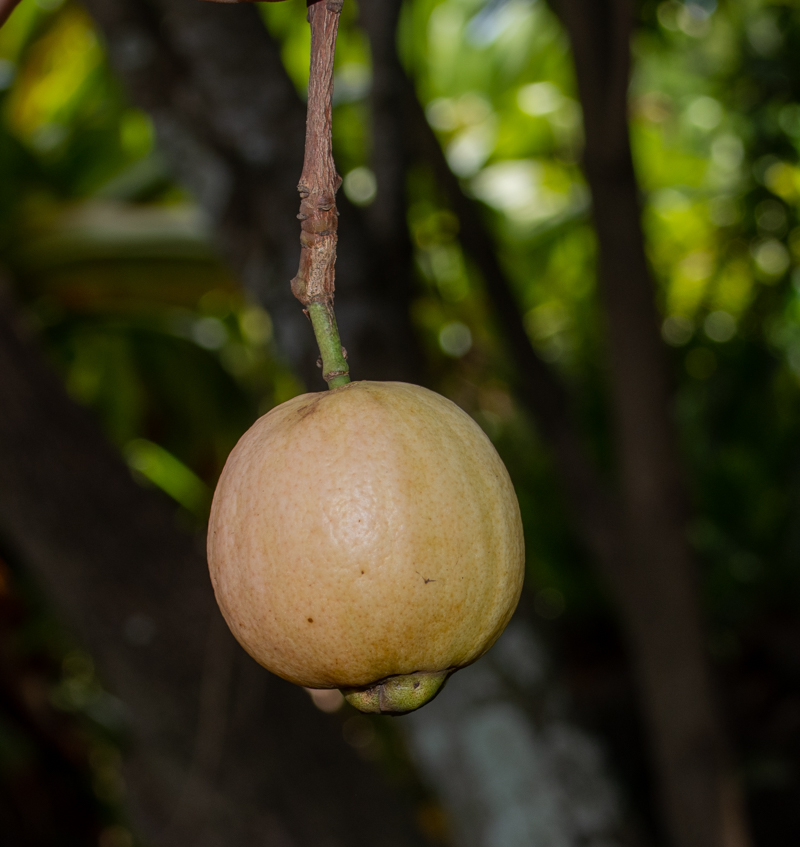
(307, 617, 314, 623)
(296, 397, 323, 420)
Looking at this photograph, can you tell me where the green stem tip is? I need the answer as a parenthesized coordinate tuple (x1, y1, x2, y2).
(308, 301, 350, 390)
(341, 670, 451, 716)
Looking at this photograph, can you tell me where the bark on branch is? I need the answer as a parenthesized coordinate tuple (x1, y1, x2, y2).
(291, 0, 350, 388)
(291, 0, 343, 309)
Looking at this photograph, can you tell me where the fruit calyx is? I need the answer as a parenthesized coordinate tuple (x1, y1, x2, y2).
(342, 670, 451, 715)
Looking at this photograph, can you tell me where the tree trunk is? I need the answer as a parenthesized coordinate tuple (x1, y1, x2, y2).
(550, 2, 751, 846)
(358, 0, 416, 310)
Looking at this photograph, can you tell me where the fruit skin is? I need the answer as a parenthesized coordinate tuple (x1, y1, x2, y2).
(207, 381, 524, 708)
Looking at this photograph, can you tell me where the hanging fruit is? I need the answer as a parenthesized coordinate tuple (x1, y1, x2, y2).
(209, 381, 524, 714)
(204, 0, 525, 714)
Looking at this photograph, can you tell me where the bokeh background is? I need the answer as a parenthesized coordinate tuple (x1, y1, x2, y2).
(1, 0, 800, 846)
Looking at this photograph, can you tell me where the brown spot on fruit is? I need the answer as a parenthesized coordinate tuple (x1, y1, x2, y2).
(296, 396, 323, 420)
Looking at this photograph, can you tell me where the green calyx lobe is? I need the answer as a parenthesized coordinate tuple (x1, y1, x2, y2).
(341, 670, 451, 715)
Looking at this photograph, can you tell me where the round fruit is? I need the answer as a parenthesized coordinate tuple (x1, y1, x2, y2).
(207, 381, 524, 714)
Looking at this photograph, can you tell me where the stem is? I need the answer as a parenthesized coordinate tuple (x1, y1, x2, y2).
(291, 0, 350, 389)
(308, 302, 349, 388)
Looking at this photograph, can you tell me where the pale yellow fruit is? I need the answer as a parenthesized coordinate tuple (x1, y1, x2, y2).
(207, 381, 524, 713)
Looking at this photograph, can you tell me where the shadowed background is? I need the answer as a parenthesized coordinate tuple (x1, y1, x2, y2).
(1, 1, 800, 846)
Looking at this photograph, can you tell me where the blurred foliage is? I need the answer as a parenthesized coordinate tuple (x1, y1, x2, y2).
(3, 0, 800, 840)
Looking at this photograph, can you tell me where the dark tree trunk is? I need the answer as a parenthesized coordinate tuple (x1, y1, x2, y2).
(358, 0, 416, 309)
(550, 2, 751, 846)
